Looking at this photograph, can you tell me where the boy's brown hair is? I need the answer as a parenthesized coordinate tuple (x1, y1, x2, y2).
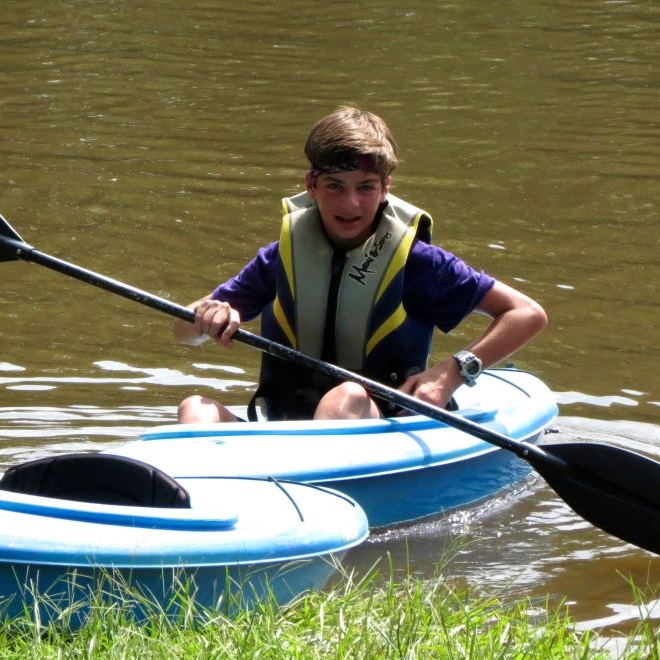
(304, 106, 399, 182)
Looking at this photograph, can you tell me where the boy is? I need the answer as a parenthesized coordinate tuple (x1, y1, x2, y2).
(174, 106, 547, 422)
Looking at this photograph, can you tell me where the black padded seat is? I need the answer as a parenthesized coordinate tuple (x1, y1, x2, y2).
(0, 453, 190, 508)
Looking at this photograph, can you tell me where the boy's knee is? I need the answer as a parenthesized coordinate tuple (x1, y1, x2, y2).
(314, 382, 378, 420)
(177, 395, 222, 424)
(178, 394, 202, 414)
(338, 381, 370, 402)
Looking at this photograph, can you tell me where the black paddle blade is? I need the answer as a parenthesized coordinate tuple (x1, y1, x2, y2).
(0, 214, 26, 262)
(532, 441, 660, 555)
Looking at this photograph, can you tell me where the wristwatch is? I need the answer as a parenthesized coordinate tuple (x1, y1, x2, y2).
(452, 350, 483, 387)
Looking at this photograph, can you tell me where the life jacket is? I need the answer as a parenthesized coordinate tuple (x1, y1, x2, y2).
(255, 192, 433, 420)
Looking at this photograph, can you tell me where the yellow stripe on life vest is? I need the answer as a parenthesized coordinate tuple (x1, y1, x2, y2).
(273, 295, 297, 349)
(279, 200, 295, 299)
(375, 218, 421, 303)
(366, 302, 407, 356)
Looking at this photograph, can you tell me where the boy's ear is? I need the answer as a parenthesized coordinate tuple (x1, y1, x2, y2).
(305, 172, 317, 197)
(382, 175, 391, 200)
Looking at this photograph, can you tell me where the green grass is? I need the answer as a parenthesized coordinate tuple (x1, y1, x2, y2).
(0, 562, 656, 659)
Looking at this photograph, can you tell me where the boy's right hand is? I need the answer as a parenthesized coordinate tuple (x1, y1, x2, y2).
(192, 298, 241, 347)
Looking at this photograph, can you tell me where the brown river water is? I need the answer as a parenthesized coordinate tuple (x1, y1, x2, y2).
(0, 0, 658, 643)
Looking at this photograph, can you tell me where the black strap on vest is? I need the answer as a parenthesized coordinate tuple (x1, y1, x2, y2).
(247, 384, 265, 421)
(321, 249, 346, 363)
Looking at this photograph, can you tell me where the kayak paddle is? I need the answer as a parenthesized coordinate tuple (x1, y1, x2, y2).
(1, 212, 659, 555)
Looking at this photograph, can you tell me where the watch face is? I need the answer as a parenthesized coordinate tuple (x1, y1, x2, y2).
(466, 362, 480, 376)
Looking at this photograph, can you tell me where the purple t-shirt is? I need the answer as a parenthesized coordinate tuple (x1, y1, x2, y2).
(212, 240, 495, 334)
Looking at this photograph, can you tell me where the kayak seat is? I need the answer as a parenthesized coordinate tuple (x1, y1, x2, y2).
(0, 453, 191, 508)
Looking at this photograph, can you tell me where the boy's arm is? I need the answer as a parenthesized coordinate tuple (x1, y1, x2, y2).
(399, 281, 547, 408)
(465, 280, 548, 369)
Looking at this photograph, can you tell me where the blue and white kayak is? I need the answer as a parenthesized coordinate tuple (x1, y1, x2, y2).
(113, 368, 558, 528)
(0, 453, 368, 626)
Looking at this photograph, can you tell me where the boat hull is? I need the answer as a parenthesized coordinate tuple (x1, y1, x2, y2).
(113, 369, 558, 528)
(2, 556, 341, 626)
(0, 475, 368, 626)
(310, 437, 535, 527)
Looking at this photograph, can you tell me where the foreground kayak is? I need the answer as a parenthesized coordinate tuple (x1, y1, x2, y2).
(113, 368, 558, 528)
(0, 453, 368, 626)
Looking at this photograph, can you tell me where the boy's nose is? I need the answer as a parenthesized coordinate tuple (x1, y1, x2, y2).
(344, 189, 361, 210)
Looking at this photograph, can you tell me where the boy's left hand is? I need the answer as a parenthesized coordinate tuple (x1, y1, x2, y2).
(397, 358, 463, 410)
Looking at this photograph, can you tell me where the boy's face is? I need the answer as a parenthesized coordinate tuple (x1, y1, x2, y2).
(306, 169, 390, 250)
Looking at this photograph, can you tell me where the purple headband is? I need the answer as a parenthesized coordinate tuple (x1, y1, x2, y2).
(309, 154, 377, 178)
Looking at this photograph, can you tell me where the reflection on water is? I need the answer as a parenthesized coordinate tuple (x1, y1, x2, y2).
(0, 405, 169, 466)
(0, 359, 255, 462)
(0, 359, 253, 394)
